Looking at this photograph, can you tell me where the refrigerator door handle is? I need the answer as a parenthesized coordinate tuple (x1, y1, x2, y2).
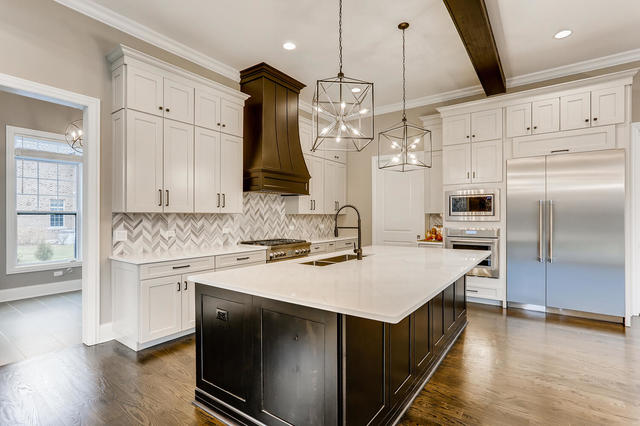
(538, 200, 544, 262)
(548, 200, 553, 263)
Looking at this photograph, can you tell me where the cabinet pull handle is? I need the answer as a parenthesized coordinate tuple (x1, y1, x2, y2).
(236, 256, 250, 261)
(467, 172, 470, 179)
(472, 171, 475, 178)
(550, 149, 569, 154)
(466, 135, 469, 139)
(158, 189, 162, 206)
(533, 125, 538, 129)
(222, 193, 226, 208)
(165, 190, 169, 206)
(313, 200, 316, 210)
(177, 282, 181, 292)
(526, 127, 530, 131)
(165, 107, 170, 112)
(222, 124, 226, 128)
(584, 118, 589, 122)
(217, 122, 221, 126)
(310, 199, 313, 210)
(217, 193, 220, 208)
(184, 281, 188, 291)
(472, 134, 476, 138)
(172, 264, 191, 269)
(593, 117, 598, 121)
(467, 289, 479, 293)
(158, 106, 163, 111)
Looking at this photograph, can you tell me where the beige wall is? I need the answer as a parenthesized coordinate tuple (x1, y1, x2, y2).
(0, 91, 83, 289)
(349, 61, 640, 246)
(0, 0, 236, 323)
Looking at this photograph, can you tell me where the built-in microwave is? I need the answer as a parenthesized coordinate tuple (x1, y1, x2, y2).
(445, 189, 500, 222)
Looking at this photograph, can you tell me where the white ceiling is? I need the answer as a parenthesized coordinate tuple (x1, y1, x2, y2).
(65, 0, 640, 109)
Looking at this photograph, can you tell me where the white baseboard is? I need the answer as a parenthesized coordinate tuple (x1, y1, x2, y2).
(467, 296, 503, 307)
(0, 279, 81, 303)
(98, 322, 115, 343)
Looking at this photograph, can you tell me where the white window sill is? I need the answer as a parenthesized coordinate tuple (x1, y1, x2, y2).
(6, 260, 83, 275)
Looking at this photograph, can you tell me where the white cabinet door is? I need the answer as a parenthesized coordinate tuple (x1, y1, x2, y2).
(126, 65, 164, 117)
(163, 119, 194, 213)
(220, 99, 243, 137)
(163, 78, 194, 124)
(442, 143, 471, 185)
(126, 110, 164, 212)
(139, 275, 182, 343)
(532, 98, 560, 134)
(335, 161, 347, 210)
(506, 103, 532, 137)
(324, 160, 339, 213)
(194, 127, 221, 213)
(424, 150, 443, 213)
(181, 277, 196, 331)
(471, 109, 502, 142)
(324, 149, 347, 164)
(219, 134, 243, 213)
(591, 86, 624, 126)
(560, 92, 591, 130)
(195, 86, 221, 130)
(308, 155, 325, 214)
(443, 114, 471, 146)
(471, 139, 502, 183)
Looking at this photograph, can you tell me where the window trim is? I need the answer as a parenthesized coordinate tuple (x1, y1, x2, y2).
(6, 125, 83, 274)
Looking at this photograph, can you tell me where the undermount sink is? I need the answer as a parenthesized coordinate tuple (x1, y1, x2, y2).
(301, 254, 368, 266)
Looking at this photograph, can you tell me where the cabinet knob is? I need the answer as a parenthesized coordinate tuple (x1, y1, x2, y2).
(466, 135, 469, 139)
(165, 108, 170, 112)
(158, 106, 163, 111)
(593, 117, 598, 121)
(222, 124, 226, 127)
(526, 127, 530, 130)
(533, 126, 537, 129)
(584, 118, 589, 122)
(472, 134, 476, 138)
(217, 122, 221, 126)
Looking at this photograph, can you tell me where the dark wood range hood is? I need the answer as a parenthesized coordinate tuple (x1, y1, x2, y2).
(240, 63, 310, 195)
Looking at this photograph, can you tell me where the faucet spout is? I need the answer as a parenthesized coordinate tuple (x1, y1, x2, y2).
(334, 204, 363, 260)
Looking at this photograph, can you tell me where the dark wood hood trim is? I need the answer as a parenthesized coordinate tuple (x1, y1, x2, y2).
(240, 63, 310, 195)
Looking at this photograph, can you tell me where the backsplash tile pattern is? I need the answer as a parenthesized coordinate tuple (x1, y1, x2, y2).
(112, 193, 335, 256)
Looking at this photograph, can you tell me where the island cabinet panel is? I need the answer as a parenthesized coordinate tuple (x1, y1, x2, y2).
(261, 309, 326, 425)
(389, 316, 413, 406)
(197, 289, 253, 412)
(455, 276, 466, 318)
(413, 302, 432, 373)
(431, 292, 445, 349)
(344, 317, 388, 426)
(444, 284, 456, 332)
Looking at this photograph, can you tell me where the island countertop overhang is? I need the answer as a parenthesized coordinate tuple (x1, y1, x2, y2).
(189, 245, 490, 323)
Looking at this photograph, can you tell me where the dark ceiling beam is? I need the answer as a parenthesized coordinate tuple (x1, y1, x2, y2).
(443, 0, 506, 95)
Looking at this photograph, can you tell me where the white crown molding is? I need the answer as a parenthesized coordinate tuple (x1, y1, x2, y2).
(376, 48, 640, 117)
(54, 0, 240, 82)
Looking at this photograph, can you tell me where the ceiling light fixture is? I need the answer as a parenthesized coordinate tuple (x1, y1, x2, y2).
(378, 22, 431, 172)
(312, 0, 374, 153)
(553, 29, 572, 39)
(64, 119, 84, 153)
(282, 41, 296, 50)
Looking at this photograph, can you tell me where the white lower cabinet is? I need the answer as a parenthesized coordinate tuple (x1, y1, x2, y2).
(139, 274, 187, 342)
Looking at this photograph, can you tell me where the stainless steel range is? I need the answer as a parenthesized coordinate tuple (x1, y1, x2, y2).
(240, 239, 311, 262)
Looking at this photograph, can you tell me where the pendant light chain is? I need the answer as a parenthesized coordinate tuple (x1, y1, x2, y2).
(338, 0, 343, 76)
(402, 26, 406, 121)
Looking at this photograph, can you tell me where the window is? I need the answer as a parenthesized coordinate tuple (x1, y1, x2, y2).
(6, 126, 82, 273)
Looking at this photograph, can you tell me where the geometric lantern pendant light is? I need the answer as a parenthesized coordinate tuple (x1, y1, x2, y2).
(378, 22, 432, 171)
(312, 0, 375, 153)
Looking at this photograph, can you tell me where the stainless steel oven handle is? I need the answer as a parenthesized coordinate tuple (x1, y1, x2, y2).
(548, 200, 553, 263)
(448, 238, 497, 245)
(538, 200, 543, 262)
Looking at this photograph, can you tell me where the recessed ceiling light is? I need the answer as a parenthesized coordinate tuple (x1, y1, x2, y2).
(282, 41, 296, 50)
(554, 29, 572, 39)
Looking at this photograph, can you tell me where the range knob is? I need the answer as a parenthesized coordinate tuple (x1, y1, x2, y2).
(269, 253, 275, 259)
(295, 249, 300, 254)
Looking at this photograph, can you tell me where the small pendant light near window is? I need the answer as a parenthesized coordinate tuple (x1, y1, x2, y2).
(312, 0, 374, 153)
(64, 119, 84, 153)
(378, 23, 431, 171)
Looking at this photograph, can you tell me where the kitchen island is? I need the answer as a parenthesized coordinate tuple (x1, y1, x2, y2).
(189, 245, 489, 426)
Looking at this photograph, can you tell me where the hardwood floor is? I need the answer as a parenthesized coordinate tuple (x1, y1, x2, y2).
(0, 291, 82, 366)
(0, 303, 638, 425)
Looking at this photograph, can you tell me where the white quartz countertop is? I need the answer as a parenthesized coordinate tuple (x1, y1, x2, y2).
(189, 245, 490, 323)
(109, 244, 267, 265)
(310, 236, 356, 244)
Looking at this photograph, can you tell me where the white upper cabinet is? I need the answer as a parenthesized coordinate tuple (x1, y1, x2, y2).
(443, 114, 471, 146)
(471, 140, 502, 183)
(506, 103, 532, 137)
(284, 154, 325, 215)
(324, 160, 346, 214)
(220, 99, 244, 137)
(195, 87, 221, 130)
(424, 150, 443, 214)
(560, 92, 591, 130)
(219, 134, 243, 213)
(324, 147, 347, 164)
(194, 127, 220, 213)
(163, 120, 194, 213)
(163, 77, 194, 124)
(299, 120, 313, 155)
(125, 110, 164, 212)
(531, 98, 560, 134)
(591, 86, 624, 126)
(126, 66, 164, 117)
(471, 109, 502, 142)
(442, 143, 471, 185)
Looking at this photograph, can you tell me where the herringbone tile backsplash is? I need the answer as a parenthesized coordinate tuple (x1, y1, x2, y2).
(112, 193, 336, 256)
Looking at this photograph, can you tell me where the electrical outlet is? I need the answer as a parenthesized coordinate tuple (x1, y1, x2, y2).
(164, 230, 176, 239)
(53, 270, 64, 277)
(113, 229, 127, 242)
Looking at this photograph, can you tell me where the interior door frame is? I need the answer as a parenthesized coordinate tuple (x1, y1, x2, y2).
(0, 72, 102, 345)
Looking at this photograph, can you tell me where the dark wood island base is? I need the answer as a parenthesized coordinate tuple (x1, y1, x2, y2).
(194, 276, 467, 426)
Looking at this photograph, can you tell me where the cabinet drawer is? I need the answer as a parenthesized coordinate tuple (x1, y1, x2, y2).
(310, 243, 328, 254)
(215, 251, 266, 269)
(336, 239, 357, 250)
(466, 285, 498, 299)
(326, 242, 337, 252)
(140, 257, 214, 280)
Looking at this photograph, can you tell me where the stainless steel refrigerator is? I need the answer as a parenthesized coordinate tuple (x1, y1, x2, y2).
(506, 149, 625, 318)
